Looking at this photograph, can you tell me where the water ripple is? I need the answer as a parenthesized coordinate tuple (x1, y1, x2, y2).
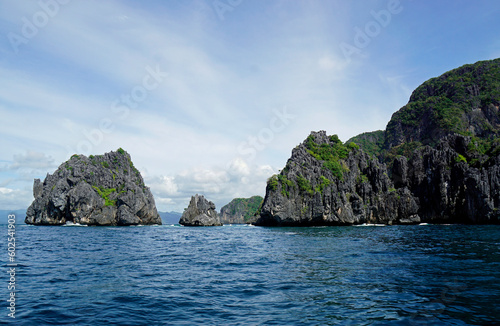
(5, 224, 500, 325)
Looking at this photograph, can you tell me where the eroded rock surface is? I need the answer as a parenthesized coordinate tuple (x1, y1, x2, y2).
(179, 194, 222, 226)
(25, 149, 161, 226)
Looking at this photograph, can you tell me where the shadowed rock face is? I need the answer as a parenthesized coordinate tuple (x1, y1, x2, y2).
(180, 194, 222, 226)
(25, 149, 161, 226)
(395, 134, 500, 224)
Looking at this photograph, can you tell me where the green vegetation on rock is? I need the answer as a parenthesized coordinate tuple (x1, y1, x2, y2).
(220, 196, 264, 223)
(347, 130, 385, 159)
(305, 134, 355, 179)
(385, 58, 500, 150)
(92, 186, 117, 206)
(267, 175, 278, 191)
(348, 58, 500, 166)
(315, 176, 331, 193)
(297, 174, 314, 195)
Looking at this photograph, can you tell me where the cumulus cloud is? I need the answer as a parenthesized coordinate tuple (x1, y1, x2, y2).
(144, 175, 179, 197)
(148, 158, 278, 212)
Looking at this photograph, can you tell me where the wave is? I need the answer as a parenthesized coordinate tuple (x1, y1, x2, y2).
(354, 223, 386, 227)
(63, 221, 88, 227)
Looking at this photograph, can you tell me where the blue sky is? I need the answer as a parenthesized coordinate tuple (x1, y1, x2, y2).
(1, 0, 499, 212)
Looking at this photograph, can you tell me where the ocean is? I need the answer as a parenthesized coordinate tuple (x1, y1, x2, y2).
(2, 223, 499, 325)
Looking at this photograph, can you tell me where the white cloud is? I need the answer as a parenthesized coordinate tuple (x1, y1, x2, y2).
(318, 54, 347, 71)
(145, 175, 179, 198)
(0, 187, 31, 210)
(0, 151, 58, 183)
(9, 151, 56, 171)
(148, 159, 278, 212)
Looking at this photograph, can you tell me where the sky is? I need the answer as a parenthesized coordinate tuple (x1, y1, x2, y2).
(1, 0, 500, 213)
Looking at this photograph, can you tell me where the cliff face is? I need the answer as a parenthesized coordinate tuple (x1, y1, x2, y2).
(255, 131, 419, 226)
(25, 149, 161, 226)
(394, 134, 500, 224)
(219, 196, 263, 224)
(258, 58, 500, 226)
(179, 194, 222, 226)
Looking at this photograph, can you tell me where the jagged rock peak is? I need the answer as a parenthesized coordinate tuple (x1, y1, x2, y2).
(25, 148, 161, 226)
(179, 194, 222, 226)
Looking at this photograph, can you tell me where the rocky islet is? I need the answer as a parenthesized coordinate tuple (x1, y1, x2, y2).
(25, 148, 161, 226)
(179, 194, 222, 226)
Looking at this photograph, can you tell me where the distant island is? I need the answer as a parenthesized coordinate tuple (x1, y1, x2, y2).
(256, 58, 500, 226)
(219, 196, 263, 224)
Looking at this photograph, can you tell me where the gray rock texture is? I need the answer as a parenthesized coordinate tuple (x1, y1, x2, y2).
(397, 134, 500, 224)
(180, 194, 222, 226)
(25, 149, 161, 226)
(255, 131, 420, 226)
(256, 130, 500, 226)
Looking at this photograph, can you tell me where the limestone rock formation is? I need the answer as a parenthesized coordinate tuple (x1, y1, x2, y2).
(257, 58, 500, 226)
(25, 148, 161, 226)
(179, 194, 222, 226)
(255, 131, 420, 226)
(394, 134, 500, 224)
(219, 196, 263, 224)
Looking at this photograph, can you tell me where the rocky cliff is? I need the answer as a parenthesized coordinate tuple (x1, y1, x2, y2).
(179, 194, 222, 226)
(257, 58, 500, 226)
(219, 196, 263, 224)
(255, 131, 419, 226)
(392, 134, 500, 223)
(25, 148, 161, 226)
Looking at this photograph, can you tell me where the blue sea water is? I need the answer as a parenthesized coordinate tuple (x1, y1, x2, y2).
(2, 223, 500, 325)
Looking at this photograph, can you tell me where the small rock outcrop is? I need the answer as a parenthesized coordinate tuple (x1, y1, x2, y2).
(25, 148, 162, 226)
(219, 196, 263, 224)
(179, 194, 222, 226)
